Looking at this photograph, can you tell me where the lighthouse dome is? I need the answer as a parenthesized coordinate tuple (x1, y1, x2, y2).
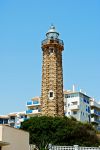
(46, 25, 59, 39)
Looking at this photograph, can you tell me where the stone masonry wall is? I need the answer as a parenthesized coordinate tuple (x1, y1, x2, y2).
(41, 42, 64, 117)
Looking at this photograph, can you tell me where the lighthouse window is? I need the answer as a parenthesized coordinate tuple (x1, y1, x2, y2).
(48, 90, 54, 100)
(49, 47, 54, 54)
(50, 92, 53, 97)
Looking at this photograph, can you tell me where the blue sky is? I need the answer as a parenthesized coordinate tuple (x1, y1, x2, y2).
(0, 0, 100, 114)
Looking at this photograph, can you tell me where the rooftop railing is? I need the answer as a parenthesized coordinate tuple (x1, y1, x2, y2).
(26, 101, 40, 106)
(41, 38, 64, 47)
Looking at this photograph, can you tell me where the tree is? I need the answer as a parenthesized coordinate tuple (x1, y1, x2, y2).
(21, 116, 100, 149)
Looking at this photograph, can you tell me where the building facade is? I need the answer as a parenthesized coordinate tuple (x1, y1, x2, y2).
(26, 97, 41, 117)
(41, 25, 64, 117)
(0, 112, 28, 128)
(90, 98, 100, 130)
(64, 90, 91, 123)
(0, 116, 9, 125)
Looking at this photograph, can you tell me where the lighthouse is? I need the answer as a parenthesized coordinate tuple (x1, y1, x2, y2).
(41, 25, 64, 117)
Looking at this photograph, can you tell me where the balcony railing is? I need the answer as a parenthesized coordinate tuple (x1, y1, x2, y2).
(26, 109, 41, 114)
(90, 101, 100, 108)
(26, 101, 40, 106)
(26, 110, 32, 114)
(18, 118, 28, 122)
(27, 101, 32, 105)
(69, 105, 79, 110)
(41, 38, 64, 47)
(91, 117, 100, 124)
(8, 119, 15, 123)
(91, 109, 100, 116)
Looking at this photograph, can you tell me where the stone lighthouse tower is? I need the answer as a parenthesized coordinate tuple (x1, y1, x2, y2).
(41, 25, 64, 117)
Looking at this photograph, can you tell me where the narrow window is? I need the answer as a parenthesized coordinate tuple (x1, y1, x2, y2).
(49, 47, 54, 55)
(50, 48, 53, 53)
(68, 103, 70, 107)
(48, 90, 54, 100)
(50, 92, 53, 98)
(68, 112, 70, 115)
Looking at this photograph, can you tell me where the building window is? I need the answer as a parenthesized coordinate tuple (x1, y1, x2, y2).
(50, 92, 53, 98)
(4, 119, 8, 124)
(25, 115, 27, 118)
(72, 101, 77, 105)
(68, 103, 70, 107)
(73, 111, 77, 115)
(49, 47, 54, 55)
(88, 115, 91, 123)
(88, 106, 90, 113)
(68, 112, 70, 115)
(48, 90, 54, 100)
(65, 94, 67, 98)
(65, 93, 79, 98)
(0, 119, 3, 124)
(21, 116, 23, 118)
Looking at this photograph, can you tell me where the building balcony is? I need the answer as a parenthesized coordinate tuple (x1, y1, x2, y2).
(26, 109, 41, 115)
(90, 101, 100, 108)
(18, 118, 28, 122)
(91, 117, 100, 124)
(91, 110, 100, 116)
(26, 101, 41, 107)
(69, 105, 79, 110)
(8, 119, 15, 124)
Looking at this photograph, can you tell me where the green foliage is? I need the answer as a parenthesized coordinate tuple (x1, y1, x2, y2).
(20, 116, 100, 149)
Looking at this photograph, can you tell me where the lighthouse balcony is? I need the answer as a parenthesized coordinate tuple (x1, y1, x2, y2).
(42, 38, 64, 47)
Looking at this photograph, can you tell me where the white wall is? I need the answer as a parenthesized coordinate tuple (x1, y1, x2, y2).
(0, 126, 2, 141)
(64, 94, 90, 123)
(0, 125, 29, 150)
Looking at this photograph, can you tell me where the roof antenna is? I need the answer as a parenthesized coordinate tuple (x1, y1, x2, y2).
(50, 23, 55, 29)
(72, 84, 75, 92)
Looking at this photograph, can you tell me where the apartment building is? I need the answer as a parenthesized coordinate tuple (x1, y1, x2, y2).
(90, 98, 100, 130)
(0, 114, 16, 127)
(26, 97, 41, 117)
(64, 90, 91, 123)
(0, 111, 28, 128)
(16, 111, 28, 128)
(8, 113, 17, 127)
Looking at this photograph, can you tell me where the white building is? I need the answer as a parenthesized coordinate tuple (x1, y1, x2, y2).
(26, 97, 41, 117)
(16, 111, 28, 128)
(64, 90, 91, 123)
(0, 97, 41, 128)
(90, 98, 100, 130)
(0, 111, 28, 129)
(0, 125, 29, 150)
